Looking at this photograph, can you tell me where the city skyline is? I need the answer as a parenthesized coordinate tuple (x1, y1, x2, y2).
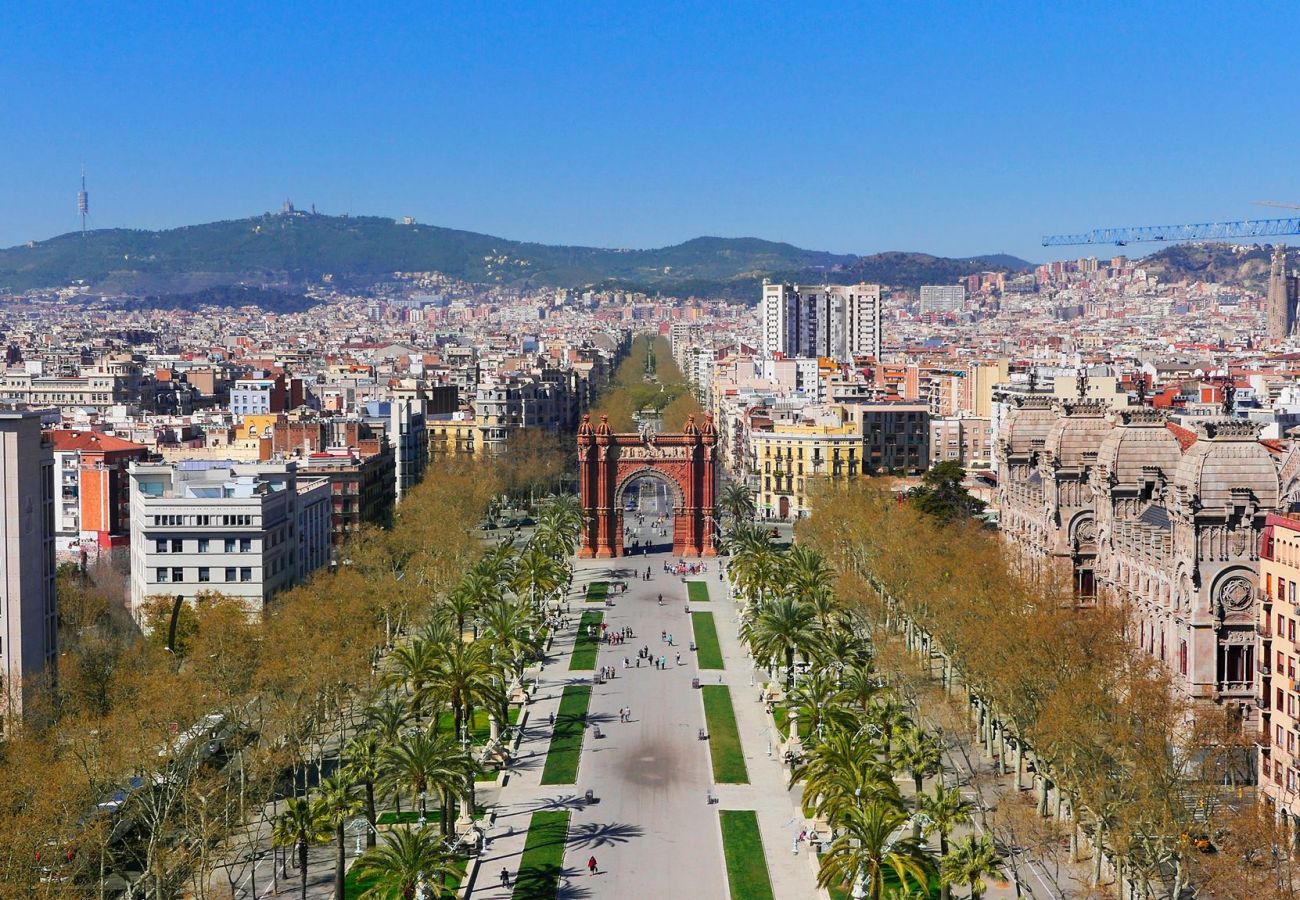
(3, 3, 1299, 260)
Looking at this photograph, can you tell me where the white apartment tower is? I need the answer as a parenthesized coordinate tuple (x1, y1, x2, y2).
(0, 411, 57, 722)
(761, 281, 882, 362)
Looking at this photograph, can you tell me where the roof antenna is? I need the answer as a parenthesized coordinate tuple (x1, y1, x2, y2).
(77, 165, 89, 234)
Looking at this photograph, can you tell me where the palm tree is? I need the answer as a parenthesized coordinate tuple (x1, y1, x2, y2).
(789, 670, 843, 740)
(720, 481, 755, 524)
(866, 695, 913, 759)
(318, 773, 363, 899)
(381, 729, 474, 839)
(352, 826, 457, 900)
(941, 833, 1003, 900)
(795, 729, 901, 824)
(816, 798, 936, 900)
(271, 796, 331, 900)
(445, 570, 500, 638)
(480, 596, 541, 684)
(513, 542, 564, 612)
(384, 639, 439, 718)
(345, 733, 382, 847)
(892, 727, 945, 834)
(432, 639, 501, 746)
(919, 782, 973, 900)
(741, 596, 818, 689)
(783, 544, 833, 606)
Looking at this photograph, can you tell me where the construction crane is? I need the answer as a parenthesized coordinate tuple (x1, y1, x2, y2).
(1041, 216, 1300, 247)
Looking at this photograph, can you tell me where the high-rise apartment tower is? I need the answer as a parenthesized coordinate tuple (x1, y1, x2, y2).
(761, 281, 882, 362)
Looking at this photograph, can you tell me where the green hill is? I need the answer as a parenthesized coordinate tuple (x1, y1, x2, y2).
(0, 212, 1033, 297)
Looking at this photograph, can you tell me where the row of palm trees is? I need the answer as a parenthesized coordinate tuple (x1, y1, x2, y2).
(730, 526, 1004, 900)
(271, 495, 584, 900)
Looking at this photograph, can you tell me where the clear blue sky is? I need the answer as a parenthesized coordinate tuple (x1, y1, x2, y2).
(1, 1, 1296, 262)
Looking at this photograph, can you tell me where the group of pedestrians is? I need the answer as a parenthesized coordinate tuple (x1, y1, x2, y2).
(665, 559, 708, 576)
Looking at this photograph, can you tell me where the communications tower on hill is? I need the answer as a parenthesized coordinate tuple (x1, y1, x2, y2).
(77, 168, 88, 234)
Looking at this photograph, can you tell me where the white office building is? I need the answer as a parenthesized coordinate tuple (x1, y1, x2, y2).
(761, 281, 882, 362)
(0, 410, 57, 723)
(919, 284, 967, 314)
(128, 460, 331, 616)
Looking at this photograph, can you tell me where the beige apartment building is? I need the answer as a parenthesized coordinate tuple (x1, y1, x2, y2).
(1260, 512, 1300, 818)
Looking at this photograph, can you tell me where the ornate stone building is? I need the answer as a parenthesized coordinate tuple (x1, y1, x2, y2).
(997, 399, 1281, 720)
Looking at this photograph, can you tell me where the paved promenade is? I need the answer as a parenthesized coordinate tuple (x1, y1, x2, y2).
(468, 542, 822, 899)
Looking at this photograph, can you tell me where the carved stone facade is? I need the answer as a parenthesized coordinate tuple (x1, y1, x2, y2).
(997, 401, 1281, 721)
(576, 412, 718, 558)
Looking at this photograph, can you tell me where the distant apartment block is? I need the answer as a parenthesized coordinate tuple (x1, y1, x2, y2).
(128, 460, 331, 616)
(0, 411, 57, 722)
(918, 284, 966, 315)
(761, 281, 882, 363)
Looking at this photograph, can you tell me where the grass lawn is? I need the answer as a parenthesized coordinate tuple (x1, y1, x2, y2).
(570, 611, 604, 670)
(702, 685, 748, 783)
(540, 684, 591, 784)
(512, 810, 571, 900)
(687, 580, 710, 602)
(719, 810, 774, 900)
(435, 704, 522, 744)
(585, 581, 608, 602)
(692, 611, 724, 669)
(826, 870, 940, 900)
(346, 851, 467, 898)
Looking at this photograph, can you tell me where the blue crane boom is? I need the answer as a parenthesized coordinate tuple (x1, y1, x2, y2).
(1041, 217, 1300, 247)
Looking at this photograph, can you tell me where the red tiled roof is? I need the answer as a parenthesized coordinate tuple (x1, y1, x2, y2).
(1166, 422, 1198, 452)
(47, 430, 148, 453)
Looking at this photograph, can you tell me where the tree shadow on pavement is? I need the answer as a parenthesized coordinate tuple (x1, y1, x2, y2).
(567, 821, 645, 849)
(554, 874, 594, 899)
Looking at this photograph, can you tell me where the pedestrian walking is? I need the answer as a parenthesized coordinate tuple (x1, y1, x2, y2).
(676, 653, 681, 665)
(588, 855, 598, 876)
(500, 868, 511, 888)
(549, 711, 555, 726)
(625, 705, 631, 720)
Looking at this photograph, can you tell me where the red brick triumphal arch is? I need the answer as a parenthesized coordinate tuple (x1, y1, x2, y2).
(576, 412, 718, 558)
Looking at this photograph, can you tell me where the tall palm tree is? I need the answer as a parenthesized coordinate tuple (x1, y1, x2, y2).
(795, 729, 901, 824)
(789, 670, 844, 740)
(383, 639, 439, 719)
(513, 542, 564, 612)
(892, 727, 945, 833)
(352, 826, 457, 900)
(446, 570, 501, 638)
(919, 782, 973, 900)
(720, 481, 756, 524)
(816, 799, 936, 900)
(783, 544, 834, 605)
(741, 596, 818, 689)
(479, 596, 541, 684)
(867, 695, 913, 759)
(941, 833, 1003, 900)
(432, 639, 501, 745)
(271, 796, 331, 900)
(380, 728, 473, 839)
(318, 773, 363, 900)
(345, 733, 383, 847)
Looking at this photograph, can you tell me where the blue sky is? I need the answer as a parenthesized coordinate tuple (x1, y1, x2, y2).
(0, 1, 1296, 262)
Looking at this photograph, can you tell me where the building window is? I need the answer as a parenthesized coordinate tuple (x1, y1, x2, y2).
(198, 539, 210, 553)
(225, 567, 236, 582)
(156, 539, 168, 553)
(198, 567, 210, 583)
(240, 567, 252, 582)
(240, 538, 252, 553)
(170, 567, 183, 582)
(156, 567, 169, 583)
(225, 539, 236, 553)
(171, 539, 183, 553)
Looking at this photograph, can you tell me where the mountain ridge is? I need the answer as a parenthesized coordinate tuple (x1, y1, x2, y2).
(0, 212, 1035, 298)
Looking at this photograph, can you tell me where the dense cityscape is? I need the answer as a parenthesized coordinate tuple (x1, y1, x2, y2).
(7, 5, 1300, 900)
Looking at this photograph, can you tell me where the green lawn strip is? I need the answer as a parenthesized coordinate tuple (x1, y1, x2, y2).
(692, 611, 724, 669)
(512, 810, 571, 900)
(585, 581, 608, 602)
(540, 685, 592, 784)
(570, 611, 604, 670)
(687, 580, 710, 602)
(346, 851, 467, 898)
(702, 685, 748, 783)
(719, 810, 774, 900)
(826, 869, 939, 899)
(434, 704, 522, 744)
